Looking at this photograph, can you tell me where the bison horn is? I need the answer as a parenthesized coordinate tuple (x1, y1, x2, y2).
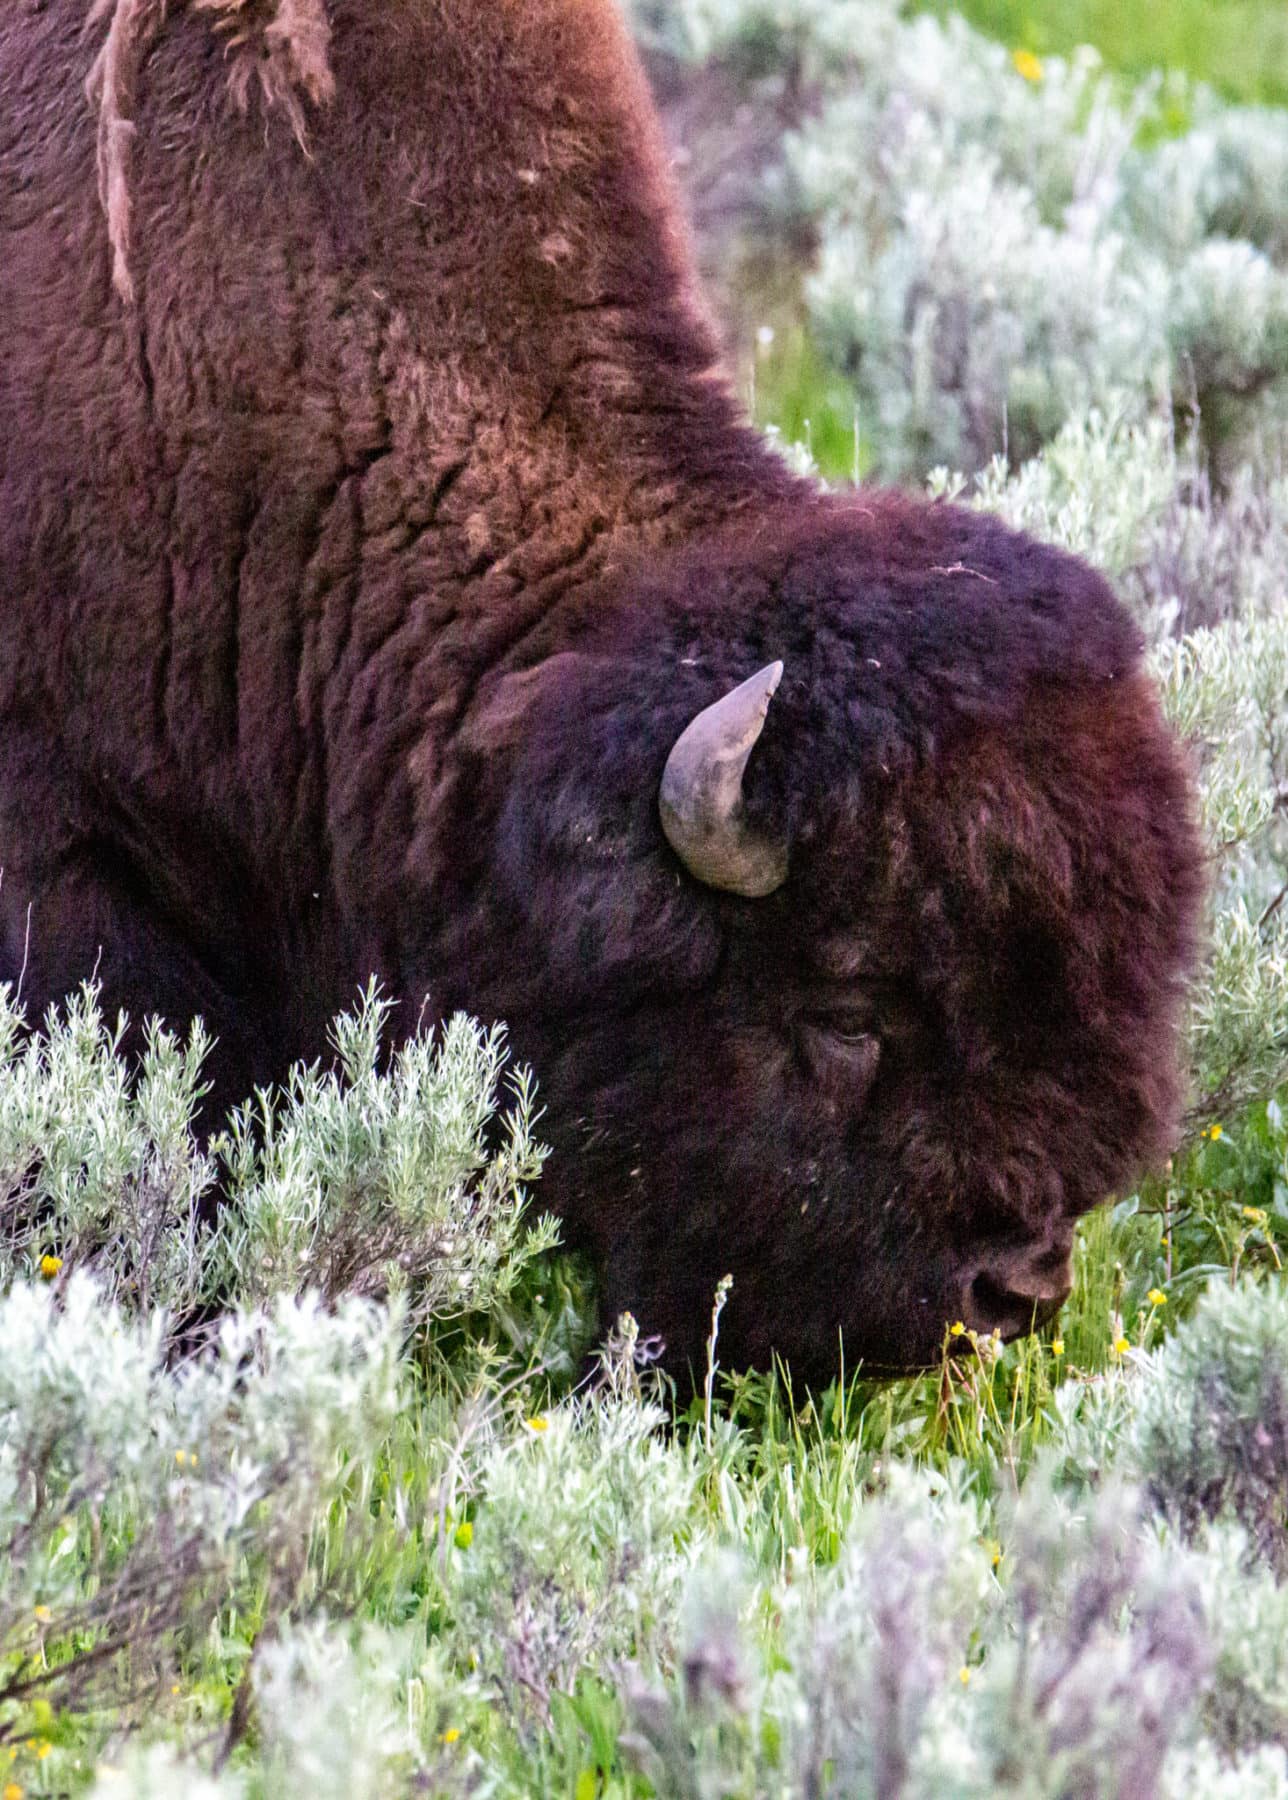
(659, 661, 788, 897)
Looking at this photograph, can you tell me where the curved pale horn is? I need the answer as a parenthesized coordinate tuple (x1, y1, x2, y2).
(658, 661, 788, 897)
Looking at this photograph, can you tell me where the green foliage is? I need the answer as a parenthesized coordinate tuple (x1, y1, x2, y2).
(0, 1271, 400, 1766)
(211, 983, 554, 1329)
(0, 981, 556, 1351)
(1130, 1279, 1288, 1571)
(636, 0, 1288, 482)
(5, 1014, 1288, 1791)
(452, 1400, 700, 1723)
(916, 0, 1288, 110)
(0, 986, 216, 1316)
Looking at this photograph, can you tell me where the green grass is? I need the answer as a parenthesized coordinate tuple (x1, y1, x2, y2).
(747, 321, 871, 485)
(916, 0, 1288, 107)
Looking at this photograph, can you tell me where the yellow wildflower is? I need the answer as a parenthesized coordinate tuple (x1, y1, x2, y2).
(949, 1321, 966, 1338)
(1242, 1206, 1267, 1224)
(1147, 1289, 1167, 1307)
(958, 1666, 971, 1686)
(38, 1255, 62, 1281)
(33, 1746, 50, 1763)
(1013, 48, 1043, 82)
(5, 1782, 22, 1800)
(453, 1521, 473, 1551)
(440, 1728, 461, 1745)
(1113, 1335, 1130, 1356)
(1051, 1338, 1064, 1357)
(32, 1606, 50, 1623)
(1203, 1123, 1223, 1141)
(525, 1416, 549, 1432)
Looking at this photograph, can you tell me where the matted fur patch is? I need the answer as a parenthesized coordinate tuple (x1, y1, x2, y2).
(85, 0, 334, 300)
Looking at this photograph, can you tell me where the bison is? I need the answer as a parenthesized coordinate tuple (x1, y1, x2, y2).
(0, 0, 1203, 1380)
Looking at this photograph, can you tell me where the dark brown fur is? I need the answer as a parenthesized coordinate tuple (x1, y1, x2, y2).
(0, 0, 1204, 1378)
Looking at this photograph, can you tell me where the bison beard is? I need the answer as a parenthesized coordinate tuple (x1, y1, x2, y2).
(0, 0, 1204, 1380)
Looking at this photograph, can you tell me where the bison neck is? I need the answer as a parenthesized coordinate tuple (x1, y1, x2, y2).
(0, 0, 795, 1037)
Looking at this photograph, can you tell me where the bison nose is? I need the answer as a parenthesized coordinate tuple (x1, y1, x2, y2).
(958, 1240, 1073, 1340)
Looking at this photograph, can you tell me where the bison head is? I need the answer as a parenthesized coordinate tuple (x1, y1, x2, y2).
(427, 494, 1204, 1383)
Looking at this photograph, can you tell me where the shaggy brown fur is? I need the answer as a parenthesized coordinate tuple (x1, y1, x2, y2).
(87, 0, 334, 298)
(0, 0, 1204, 1378)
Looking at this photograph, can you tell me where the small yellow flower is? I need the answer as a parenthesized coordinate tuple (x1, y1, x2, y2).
(5, 1781, 22, 1800)
(175, 1450, 187, 1467)
(1013, 48, 1043, 82)
(171, 1683, 181, 1696)
(38, 1255, 62, 1281)
(1051, 1338, 1065, 1357)
(525, 1416, 549, 1432)
(958, 1666, 971, 1686)
(33, 1745, 50, 1763)
(1113, 1335, 1130, 1356)
(32, 1606, 50, 1623)
(1203, 1123, 1223, 1141)
(440, 1727, 461, 1745)
(453, 1521, 473, 1551)
(1147, 1289, 1167, 1307)
(1242, 1206, 1267, 1224)
(949, 1321, 966, 1338)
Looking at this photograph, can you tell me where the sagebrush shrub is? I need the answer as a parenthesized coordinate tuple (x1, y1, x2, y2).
(0, 982, 556, 1347)
(211, 983, 555, 1330)
(452, 1398, 700, 1721)
(1130, 1279, 1288, 1572)
(0, 1272, 400, 1732)
(635, 0, 1288, 480)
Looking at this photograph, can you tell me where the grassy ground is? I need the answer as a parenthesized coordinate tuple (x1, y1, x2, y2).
(917, 0, 1288, 107)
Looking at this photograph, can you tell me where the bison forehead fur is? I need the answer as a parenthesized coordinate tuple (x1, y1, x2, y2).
(0, 0, 1204, 1378)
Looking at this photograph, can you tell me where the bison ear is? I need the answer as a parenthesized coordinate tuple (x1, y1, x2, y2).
(659, 661, 788, 897)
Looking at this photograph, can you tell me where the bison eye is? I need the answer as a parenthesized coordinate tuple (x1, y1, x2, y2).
(795, 1018, 881, 1102)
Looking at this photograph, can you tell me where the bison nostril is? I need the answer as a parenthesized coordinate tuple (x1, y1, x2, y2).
(965, 1270, 1068, 1339)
